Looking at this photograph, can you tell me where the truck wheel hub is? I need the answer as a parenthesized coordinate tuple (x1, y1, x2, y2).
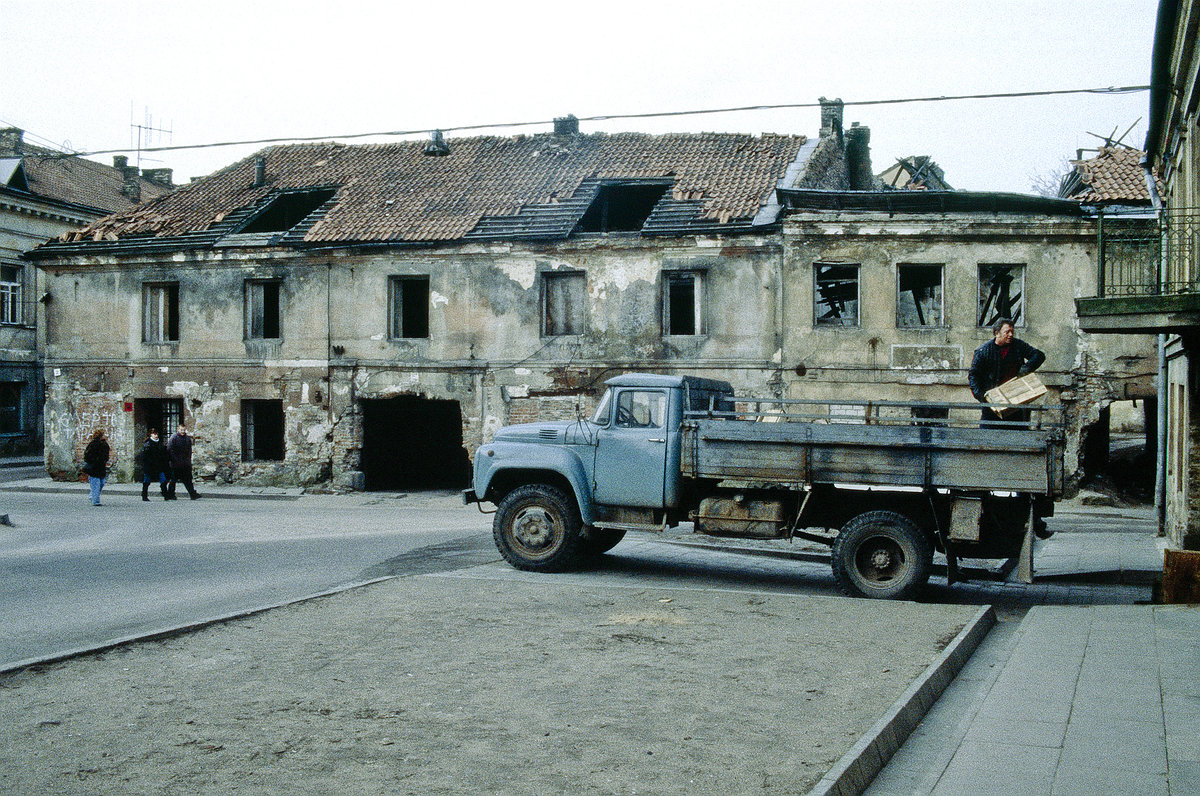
(513, 507, 556, 548)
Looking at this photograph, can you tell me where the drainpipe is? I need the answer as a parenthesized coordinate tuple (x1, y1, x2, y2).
(1157, 333, 1168, 535)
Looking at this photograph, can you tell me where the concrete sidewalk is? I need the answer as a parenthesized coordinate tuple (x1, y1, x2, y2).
(0, 473, 306, 501)
(864, 604, 1200, 796)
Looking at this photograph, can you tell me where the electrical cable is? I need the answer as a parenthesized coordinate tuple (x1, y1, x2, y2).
(27, 84, 1153, 160)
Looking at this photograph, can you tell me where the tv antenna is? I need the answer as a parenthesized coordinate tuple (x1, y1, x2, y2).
(130, 104, 172, 169)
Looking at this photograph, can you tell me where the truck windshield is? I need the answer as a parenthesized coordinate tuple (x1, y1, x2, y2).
(591, 389, 612, 425)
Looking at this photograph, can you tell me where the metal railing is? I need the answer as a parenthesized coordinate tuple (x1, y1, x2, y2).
(1096, 209, 1200, 298)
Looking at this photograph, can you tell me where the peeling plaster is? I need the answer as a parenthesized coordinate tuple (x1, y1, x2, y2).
(498, 261, 537, 290)
(165, 381, 201, 397)
(430, 290, 449, 308)
(514, 368, 531, 376)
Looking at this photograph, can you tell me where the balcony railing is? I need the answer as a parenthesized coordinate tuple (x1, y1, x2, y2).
(1096, 210, 1200, 298)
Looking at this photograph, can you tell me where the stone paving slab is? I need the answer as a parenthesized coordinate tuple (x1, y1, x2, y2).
(0, 570, 980, 796)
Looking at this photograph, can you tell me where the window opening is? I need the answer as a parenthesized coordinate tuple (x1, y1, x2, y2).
(575, 182, 669, 233)
(897, 264, 944, 327)
(242, 399, 284, 461)
(615, 390, 666, 429)
(0, 382, 20, 434)
(246, 280, 281, 339)
(0, 265, 20, 325)
(133, 398, 184, 446)
(238, 188, 335, 234)
(142, 282, 179, 342)
(978, 264, 1025, 327)
(542, 271, 587, 336)
(665, 271, 704, 335)
(814, 263, 859, 326)
(389, 275, 430, 339)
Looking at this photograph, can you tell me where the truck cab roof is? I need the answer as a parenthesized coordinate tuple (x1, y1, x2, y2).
(605, 373, 734, 393)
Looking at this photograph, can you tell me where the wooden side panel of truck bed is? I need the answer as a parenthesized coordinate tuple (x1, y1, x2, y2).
(680, 418, 1064, 496)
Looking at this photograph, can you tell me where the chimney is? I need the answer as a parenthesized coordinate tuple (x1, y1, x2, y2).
(119, 162, 141, 202)
(845, 123, 875, 190)
(113, 155, 128, 170)
(424, 130, 450, 156)
(252, 155, 267, 187)
(553, 114, 579, 136)
(819, 97, 843, 142)
(141, 167, 173, 187)
(0, 128, 23, 157)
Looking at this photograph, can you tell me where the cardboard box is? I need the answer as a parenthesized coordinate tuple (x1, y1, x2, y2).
(984, 374, 1046, 417)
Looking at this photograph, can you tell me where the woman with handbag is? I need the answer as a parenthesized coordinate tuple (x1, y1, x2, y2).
(82, 428, 111, 506)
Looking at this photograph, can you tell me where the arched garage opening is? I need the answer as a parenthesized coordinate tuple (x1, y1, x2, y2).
(360, 395, 471, 491)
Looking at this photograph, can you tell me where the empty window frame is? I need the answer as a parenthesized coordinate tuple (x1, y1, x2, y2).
(542, 271, 587, 336)
(0, 382, 20, 434)
(142, 282, 180, 343)
(239, 188, 335, 234)
(242, 399, 285, 461)
(814, 263, 859, 326)
(978, 264, 1025, 328)
(897, 264, 944, 327)
(575, 181, 670, 233)
(245, 279, 281, 340)
(389, 275, 430, 339)
(0, 265, 20, 325)
(664, 271, 705, 335)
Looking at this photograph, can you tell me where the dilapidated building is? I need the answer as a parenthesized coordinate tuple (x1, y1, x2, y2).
(30, 103, 1154, 491)
(1, 128, 172, 454)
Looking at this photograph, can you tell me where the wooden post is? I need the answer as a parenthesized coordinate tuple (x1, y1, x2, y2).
(1161, 549, 1200, 603)
(1016, 501, 1036, 584)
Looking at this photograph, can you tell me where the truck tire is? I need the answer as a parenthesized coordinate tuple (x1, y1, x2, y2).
(831, 510, 932, 600)
(493, 484, 583, 572)
(579, 528, 626, 558)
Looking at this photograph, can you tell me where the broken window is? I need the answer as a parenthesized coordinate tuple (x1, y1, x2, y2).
(814, 263, 859, 326)
(238, 188, 335, 234)
(142, 282, 179, 343)
(389, 275, 430, 339)
(0, 265, 20, 325)
(897, 264, 944, 327)
(242, 399, 284, 461)
(245, 279, 281, 340)
(977, 264, 1025, 328)
(542, 271, 587, 336)
(664, 271, 705, 336)
(575, 181, 669, 233)
(0, 382, 20, 434)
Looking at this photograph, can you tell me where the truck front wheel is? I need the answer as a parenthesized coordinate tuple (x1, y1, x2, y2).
(493, 484, 583, 572)
(831, 510, 932, 600)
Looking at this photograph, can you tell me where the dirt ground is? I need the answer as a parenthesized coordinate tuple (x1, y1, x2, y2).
(0, 571, 979, 795)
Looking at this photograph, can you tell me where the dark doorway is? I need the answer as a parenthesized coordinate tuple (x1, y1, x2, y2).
(361, 396, 471, 490)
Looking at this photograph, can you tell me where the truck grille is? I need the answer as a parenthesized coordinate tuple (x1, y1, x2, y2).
(538, 429, 559, 440)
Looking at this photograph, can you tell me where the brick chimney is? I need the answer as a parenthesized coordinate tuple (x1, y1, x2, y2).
(845, 122, 875, 190)
(819, 98, 843, 142)
(141, 167, 173, 187)
(0, 128, 23, 157)
(113, 155, 128, 170)
(554, 114, 579, 135)
(118, 160, 141, 202)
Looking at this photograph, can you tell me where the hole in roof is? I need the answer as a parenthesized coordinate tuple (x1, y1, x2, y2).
(238, 188, 335, 234)
(575, 181, 670, 233)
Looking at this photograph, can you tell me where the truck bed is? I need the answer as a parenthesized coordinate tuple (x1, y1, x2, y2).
(680, 405, 1065, 496)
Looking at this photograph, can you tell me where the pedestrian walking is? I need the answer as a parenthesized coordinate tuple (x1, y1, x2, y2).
(82, 428, 111, 506)
(140, 428, 171, 502)
(166, 424, 201, 500)
(968, 317, 1046, 423)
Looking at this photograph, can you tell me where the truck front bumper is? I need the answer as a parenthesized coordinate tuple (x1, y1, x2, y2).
(462, 488, 478, 505)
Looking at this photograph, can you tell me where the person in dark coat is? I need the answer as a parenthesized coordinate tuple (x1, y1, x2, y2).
(141, 428, 171, 501)
(166, 424, 200, 500)
(968, 318, 1046, 423)
(82, 428, 111, 506)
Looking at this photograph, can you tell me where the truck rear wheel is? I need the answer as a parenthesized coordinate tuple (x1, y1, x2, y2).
(831, 510, 932, 600)
(493, 484, 583, 572)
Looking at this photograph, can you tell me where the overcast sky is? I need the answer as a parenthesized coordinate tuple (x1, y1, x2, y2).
(0, 1, 1159, 193)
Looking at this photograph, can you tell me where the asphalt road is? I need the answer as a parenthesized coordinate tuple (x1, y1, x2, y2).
(0, 490, 493, 668)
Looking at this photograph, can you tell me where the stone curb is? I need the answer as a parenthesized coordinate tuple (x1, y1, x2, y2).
(0, 576, 395, 676)
(806, 604, 997, 796)
(0, 483, 301, 501)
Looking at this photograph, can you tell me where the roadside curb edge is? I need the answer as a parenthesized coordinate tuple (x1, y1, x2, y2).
(805, 603, 997, 796)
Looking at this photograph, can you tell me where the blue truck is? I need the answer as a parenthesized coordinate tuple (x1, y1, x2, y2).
(464, 373, 1065, 599)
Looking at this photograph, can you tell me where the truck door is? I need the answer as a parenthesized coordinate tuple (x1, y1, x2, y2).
(593, 388, 669, 508)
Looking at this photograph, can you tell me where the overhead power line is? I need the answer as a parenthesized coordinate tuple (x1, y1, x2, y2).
(48, 84, 1153, 159)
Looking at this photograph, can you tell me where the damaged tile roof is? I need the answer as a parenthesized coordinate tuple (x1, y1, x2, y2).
(7, 144, 172, 214)
(44, 131, 809, 253)
(1062, 146, 1161, 205)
